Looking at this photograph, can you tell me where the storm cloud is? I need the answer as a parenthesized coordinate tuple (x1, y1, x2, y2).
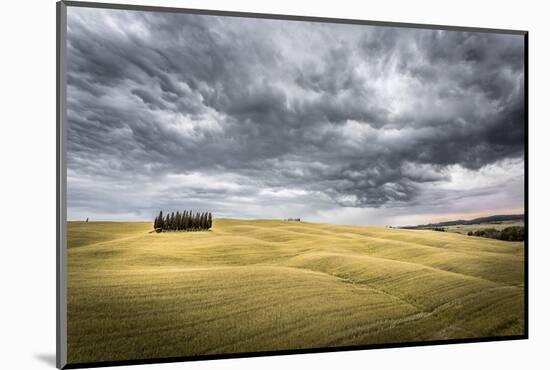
(66, 7, 525, 225)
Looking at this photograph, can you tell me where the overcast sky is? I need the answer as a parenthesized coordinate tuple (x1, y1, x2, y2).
(66, 7, 525, 226)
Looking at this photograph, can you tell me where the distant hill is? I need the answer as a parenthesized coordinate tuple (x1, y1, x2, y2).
(401, 214, 524, 229)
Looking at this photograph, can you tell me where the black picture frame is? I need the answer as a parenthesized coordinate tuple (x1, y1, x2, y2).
(56, 1, 529, 368)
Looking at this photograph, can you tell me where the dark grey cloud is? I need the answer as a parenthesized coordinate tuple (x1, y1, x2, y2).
(66, 7, 525, 223)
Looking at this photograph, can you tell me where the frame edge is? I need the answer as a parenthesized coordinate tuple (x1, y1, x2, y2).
(62, 0, 527, 35)
(57, 1, 68, 369)
(523, 31, 529, 339)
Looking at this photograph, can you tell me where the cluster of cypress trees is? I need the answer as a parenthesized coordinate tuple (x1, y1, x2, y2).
(154, 210, 212, 232)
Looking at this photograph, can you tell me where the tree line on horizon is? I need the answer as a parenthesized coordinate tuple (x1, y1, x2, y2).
(467, 226, 524, 241)
(154, 210, 212, 232)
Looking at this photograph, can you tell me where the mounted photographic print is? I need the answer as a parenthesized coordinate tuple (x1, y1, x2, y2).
(56, 1, 528, 368)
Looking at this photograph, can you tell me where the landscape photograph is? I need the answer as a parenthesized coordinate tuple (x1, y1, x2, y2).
(65, 6, 526, 365)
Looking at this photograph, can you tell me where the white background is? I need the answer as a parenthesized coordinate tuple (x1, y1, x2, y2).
(1, 0, 548, 369)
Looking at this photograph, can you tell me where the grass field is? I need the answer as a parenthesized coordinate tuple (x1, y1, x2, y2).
(67, 219, 525, 364)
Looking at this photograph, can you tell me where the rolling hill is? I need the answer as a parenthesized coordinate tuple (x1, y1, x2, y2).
(66, 219, 525, 365)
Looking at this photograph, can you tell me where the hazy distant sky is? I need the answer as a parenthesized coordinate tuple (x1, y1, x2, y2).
(66, 7, 525, 226)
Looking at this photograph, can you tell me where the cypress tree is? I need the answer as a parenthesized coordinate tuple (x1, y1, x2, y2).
(154, 216, 158, 230)
(175, 211, 181, 230)
(158, 210, 164, 230)
(207, 212, 212, 229)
